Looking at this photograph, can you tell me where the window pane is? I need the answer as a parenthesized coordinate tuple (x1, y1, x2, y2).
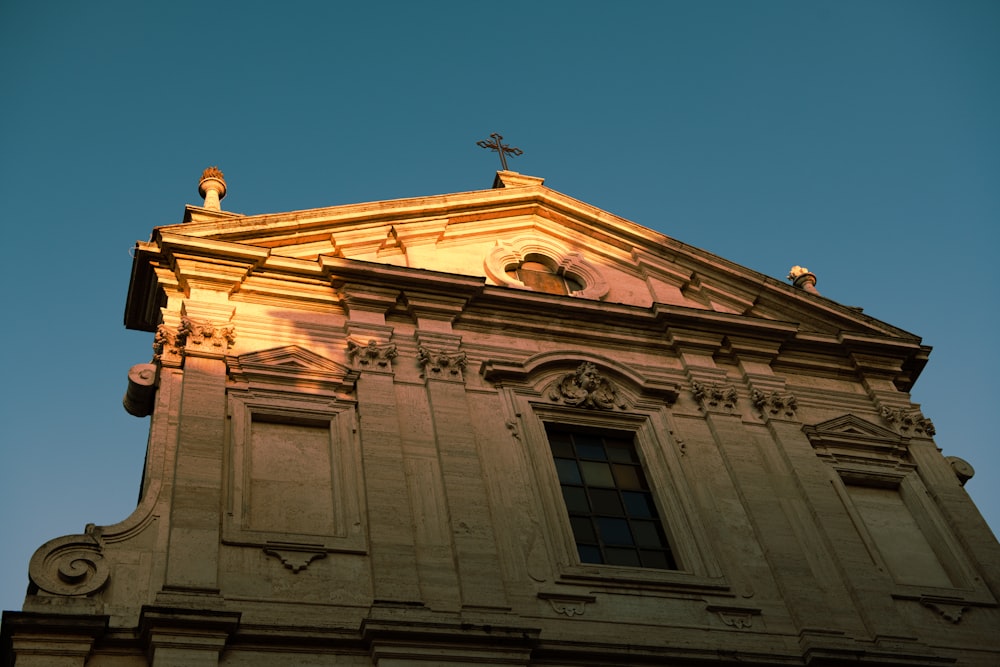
(562, 487, 590, 513)
(578, 544, 602, 563)
(632, 520, 666, 548)
(623, 491, 656, 518)
(574, 438, 607, 460)
(640, 550, 675, 569)
(589, 488, 624, 516)
(605, 547, 641, 567)
(597, 518, 633, 545)
(548, 433, 574, 457)
(612, 464, 642, 489)
(570, 516, 596, 542)
(554, 458, 582, 484)
(605, 439, 638, 463)
(580, 461, 614, 487)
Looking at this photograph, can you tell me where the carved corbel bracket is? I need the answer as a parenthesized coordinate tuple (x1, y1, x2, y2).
(920, 597, 969, 624)
(691, 381, 738, 414)
(706, 604, 761, 630)
(750, 387, 798, 420)
(537, 592, 597, 617)
(263, 543, 327, 574)
(417, 345, 467, 382)
(548, 362, 627, 410)
(28, 528, 110, 597)
(879, 405, 935, 437)
(346, 338, 397, 372)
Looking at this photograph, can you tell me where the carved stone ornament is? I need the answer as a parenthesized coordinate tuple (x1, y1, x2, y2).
(153, 323, 184, 366)
(945, 456, 975, 486)
(880, 405, 936, 437)
(537, 592, 596, 617)
(28, 530, 110, 597)
(346, 338, 397, 370)
(263, 544, 327, 573)
(706, 604, 760, 630)
(750, 387, 798, 419)
(920, 597, 969, 624)
(548, 362, 626, 410)
(691, 381, 738, 412)
(417, 345, 467, 380)
(178, 316, 236, 351)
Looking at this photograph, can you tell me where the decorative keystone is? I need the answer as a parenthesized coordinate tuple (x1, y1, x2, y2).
(548, 362, 626, 410)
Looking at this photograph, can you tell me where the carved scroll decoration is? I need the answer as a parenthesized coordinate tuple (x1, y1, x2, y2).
(750, 387, 798, 419)
(880, 405, 935, 437)
(691, 381, 738, 412)
(417, 346, 467, 380)
(346, 339, 397, 370)
(548, 362, 626, 410)
(28, 530, 110, 596)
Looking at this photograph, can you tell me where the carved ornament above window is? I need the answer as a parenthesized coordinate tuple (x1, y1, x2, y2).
(548, 362, 627, 410)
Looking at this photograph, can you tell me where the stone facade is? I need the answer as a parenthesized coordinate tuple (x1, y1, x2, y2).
(3, 169, 999, 665)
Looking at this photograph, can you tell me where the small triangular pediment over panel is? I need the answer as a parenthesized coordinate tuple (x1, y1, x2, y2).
(803, 414, 909, 466)
(228, 345, 358, 395)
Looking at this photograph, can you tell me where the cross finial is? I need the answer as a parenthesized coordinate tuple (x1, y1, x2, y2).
(477, 132, 523, 171)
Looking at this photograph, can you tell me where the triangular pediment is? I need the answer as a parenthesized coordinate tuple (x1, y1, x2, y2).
(228, 346, 357, 393)
(802, 414, 912, 469)
(130, 173, 924, 358)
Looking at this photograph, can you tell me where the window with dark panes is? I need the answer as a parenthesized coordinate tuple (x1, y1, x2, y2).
(546, 426, 678, 569)
(507, 260, 583, 295)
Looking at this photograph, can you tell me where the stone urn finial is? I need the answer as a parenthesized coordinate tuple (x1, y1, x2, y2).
(198, 166, 227, 211)
(787, 265, 819, 295)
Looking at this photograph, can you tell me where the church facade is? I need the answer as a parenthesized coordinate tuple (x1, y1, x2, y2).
(3, 169, 998, 665)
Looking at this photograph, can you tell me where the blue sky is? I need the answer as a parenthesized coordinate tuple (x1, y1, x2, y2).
(1, 1, 997, 613)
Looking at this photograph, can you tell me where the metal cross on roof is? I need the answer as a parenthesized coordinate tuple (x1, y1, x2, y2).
(477, 132, 523, 171)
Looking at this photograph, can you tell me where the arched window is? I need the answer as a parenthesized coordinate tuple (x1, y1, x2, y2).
(506, 258, 584, 296)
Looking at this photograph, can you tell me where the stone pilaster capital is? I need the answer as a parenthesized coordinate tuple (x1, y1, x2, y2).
(417, 345, 468, 382)
(879, 403, 936, 438)
(346, 338, 397, 372)
(177, 316, 236, 359)
(750, 386, 799, 422)
(691, 380, 739, 415)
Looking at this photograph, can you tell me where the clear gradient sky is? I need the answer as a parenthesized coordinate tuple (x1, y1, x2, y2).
(1, 1, 998, 614)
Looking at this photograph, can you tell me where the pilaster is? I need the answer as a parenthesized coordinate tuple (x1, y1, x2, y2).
(418, 336, 508, 611)
(342, 286, 423, 605)
(159, 304, 234, 600)
(139, 607, 240, 667)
